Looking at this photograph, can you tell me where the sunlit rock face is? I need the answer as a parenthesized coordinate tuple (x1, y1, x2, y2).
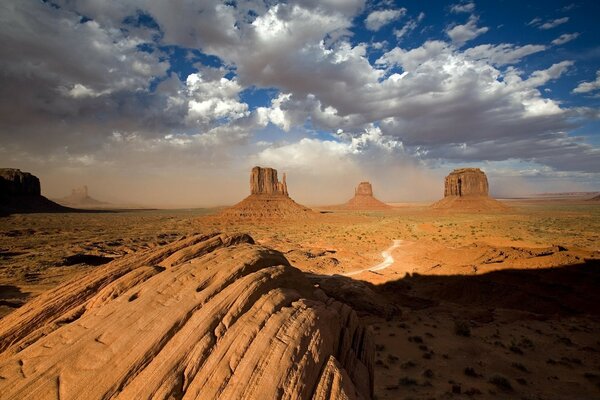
(250, 166, 288, 196)
(444, 168, 489, 197)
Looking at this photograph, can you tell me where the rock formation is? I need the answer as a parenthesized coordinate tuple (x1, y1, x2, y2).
(432, 168, 506, 211)
(56, 185, 109, 208)
(0, 168, 70, 215)
(0, 168, 41, 195)
(219, 166, 315, 219)
(342, 182, 391, 210)
(250, 166, 288, 196)
(0, 233, 374, 399)
(443, 168, 489, 197)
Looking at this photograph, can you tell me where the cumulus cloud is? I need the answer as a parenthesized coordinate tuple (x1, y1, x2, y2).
(446, 15, 489, 45)
(365, 8, 406, 31)
(551, 32, 580, 46)
(572, 70, 600, 94)
(0, 0, 598, 205)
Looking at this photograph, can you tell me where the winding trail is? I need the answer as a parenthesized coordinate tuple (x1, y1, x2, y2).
(343, 240, 403, 277)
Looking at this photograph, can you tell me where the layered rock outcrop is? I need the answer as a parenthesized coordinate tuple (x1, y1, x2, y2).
(0, 168, 70, 214)
(432, 168, 506, 211)
(0, 233, 374, 399)
(343, 182, 391, 210)
(220, 166, 315, 219)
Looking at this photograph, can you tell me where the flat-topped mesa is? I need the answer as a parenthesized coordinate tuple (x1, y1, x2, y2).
(250, 166, 288, 196)
(0, 168, 41, 196)
(444, 168, 489, 197)
(432, 168, 506, 211)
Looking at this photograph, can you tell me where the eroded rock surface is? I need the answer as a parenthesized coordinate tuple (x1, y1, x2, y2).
(0, 233, 373, 400)
(343, 182, 391, 210)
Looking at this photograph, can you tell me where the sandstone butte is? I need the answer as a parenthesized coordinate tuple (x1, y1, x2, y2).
(342, 182, 391, 210)
(0, 168, 70, 214)
(219, 166, 315, 219)
(0, 233, 374, 399)
(56, 185, 108, 208)
(431, 168, 507, 211)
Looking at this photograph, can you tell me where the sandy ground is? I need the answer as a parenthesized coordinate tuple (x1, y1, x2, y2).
(1, 198, 599, 398)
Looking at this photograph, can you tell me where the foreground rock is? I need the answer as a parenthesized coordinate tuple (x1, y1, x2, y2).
(220, 166, 315, 219)
(0, 168, 71, 215)
(432, 168, 506, 211)
(342, 182, 391, 210)
(56, 185, 109, 208)
(0, 233, 373, 399)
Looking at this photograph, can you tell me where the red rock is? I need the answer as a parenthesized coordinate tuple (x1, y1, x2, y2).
(432, 168, 507, 211)
(342, 182, 391, 210)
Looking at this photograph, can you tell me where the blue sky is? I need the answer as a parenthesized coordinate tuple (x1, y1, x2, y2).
(0, 0, 598, 206)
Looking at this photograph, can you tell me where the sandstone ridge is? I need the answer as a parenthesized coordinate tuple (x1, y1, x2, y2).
(342, 182, 391, 210)
(432, 168, 506, 211)
(0, 232, 374, 399)
(219, 166, 315, 219)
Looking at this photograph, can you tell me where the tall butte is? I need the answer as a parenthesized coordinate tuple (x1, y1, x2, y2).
(219, 166, 314, 219)
(431, 168, 507, 211)
(343, 181, 391, 210)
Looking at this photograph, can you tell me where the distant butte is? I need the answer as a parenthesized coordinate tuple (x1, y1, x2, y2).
(431, 168, 507, 211)
(56, 185, 109, 208)
(342, 181, 391, 210)
(219, 166, 315, 219)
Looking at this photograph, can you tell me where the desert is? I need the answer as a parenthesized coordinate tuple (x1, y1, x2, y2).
(2, 1, 600, 399)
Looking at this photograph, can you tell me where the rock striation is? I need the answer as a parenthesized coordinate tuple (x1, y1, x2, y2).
(432, 168, 506, 211)
(0, 168, 70, 215)
(343, 182, 391, 210)
(219, 166, 315, 219)
(0, 233, 374, 400)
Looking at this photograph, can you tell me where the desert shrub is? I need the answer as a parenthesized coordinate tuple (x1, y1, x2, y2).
(489, 374, 513, 391)
(454, 320, 471, 337)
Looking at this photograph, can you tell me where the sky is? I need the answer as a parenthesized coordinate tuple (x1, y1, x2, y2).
(1, 0, 599, 207)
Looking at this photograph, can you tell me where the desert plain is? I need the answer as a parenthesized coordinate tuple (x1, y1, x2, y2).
(1, 188, 599, 399)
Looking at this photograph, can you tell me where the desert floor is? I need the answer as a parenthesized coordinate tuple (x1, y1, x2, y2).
(1, 199, 599, 399)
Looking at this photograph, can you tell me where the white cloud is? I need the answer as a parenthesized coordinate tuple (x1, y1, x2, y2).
(539, 17, 569, 30)
(446, 15, 489, 45)
(464, 43, 547, 65)
(572, 70, 600, 94)
(551, 32, 580, 45)
(450, 2, 475, 13)
(394, 12, 425, 41)
(365, 8, 406, 31)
